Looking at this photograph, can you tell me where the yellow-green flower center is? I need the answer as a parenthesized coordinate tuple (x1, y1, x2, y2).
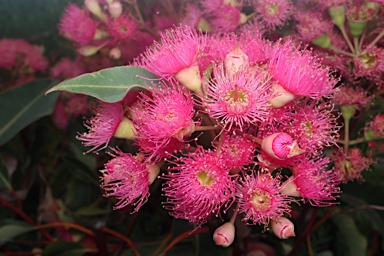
(250, 188, 272, 212)
(197, 171, 214, 186)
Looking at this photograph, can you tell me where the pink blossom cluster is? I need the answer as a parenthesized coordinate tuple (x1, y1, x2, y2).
(78, 25, 346, 238)
(0, 38, 48, 91)
(59, 0, 155, 63)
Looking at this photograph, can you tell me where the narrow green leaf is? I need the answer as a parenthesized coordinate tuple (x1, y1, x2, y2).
(42, 241, 92, 256)
(0, 79, 59, 146)
(331, 214, 367, 256)
(0, 221, 34, 245)
(46, 66, 159, 103)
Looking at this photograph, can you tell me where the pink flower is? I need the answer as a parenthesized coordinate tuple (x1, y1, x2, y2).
(208, 4, 244, 32)
(134, 26, 205, 80)
(204, 64, 271, 131)
(107, 15, 138, 41)
(52, 101, 69, 130)
(0, 38, 47, 71)
(254, 0, 293, 30)
(136, 137, 187, 161)
(284, 100, 341, 155)
(268, 39, 338, 99)
(162, 149, 236, 225)
(237, 169, 292, 226)
(66, 94, 89, 117)
(78, 102, 124, 153)
(332, 148, 375, 183)
(353, 46, 384, 79)
(101, 150, 150, 212)
(217, 133, 256, 171)
(293, 9, 334, 42)
(371, 114, 384, 137)
(50, 57, 86, 79)
(292, 157, 340, 206)
(333, 86, 374, 110)
(59, 4, 98, 45)
(181, 3, 204, 29)
(131, 83, 196, 160)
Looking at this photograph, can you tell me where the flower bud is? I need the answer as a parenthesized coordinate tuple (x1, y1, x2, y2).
(269, 82, 296, 108)
(225, 46, 249, 79)
(271, 217, 295, 239)
(147, 163, 160, 185)
(109, 47, 121, 59)
(108, 1, 123, 18)
(261, 133, 305, 160)
(174, 65, 202, 93)
(196, 18, 212, 33)
(281, 178, 300, 197)
(85, 0, 107, 22)
(328, 5, 346, 28)
(114, 117, 136, 139)
(77, 43, 106, 56)
(311, 34, 331, 49)
(213, 222, 235, 247)
(340, 105, 355, 121)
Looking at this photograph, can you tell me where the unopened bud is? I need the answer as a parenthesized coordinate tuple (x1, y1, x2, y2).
(174, 65, 202, 93)
(114, 117, 136, 139)
(225, 46, 249, 79)
(93, 29, 109, 40)
(281, 178, 300, 197)
(340, 105, 355, 121)
(261, 133, 305, 160)
(173, 122, 196, 141)
(328, 5, 346, 28)
(108, 1, 123, 18)
(85, 0, 107, 22)
(147, 163, 160, 185)
(196, 18, 212, 33)
(109, 47, 121, 59)
(239, 13, 248, 24)
(271, 217, 295, 239)
(311, 34, 331, 49)
(213, 222, 235, 247)
(269, 82, 296, 108)
(77, 43, 106, 56)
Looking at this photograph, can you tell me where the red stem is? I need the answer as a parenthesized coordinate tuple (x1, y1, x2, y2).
(159, 227, 209, 255)
(0, 197, 53, 241)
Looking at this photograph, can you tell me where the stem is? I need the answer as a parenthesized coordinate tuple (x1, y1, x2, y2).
(36, 222, 93, 236)
(216, 131, 226, 155)
(287, 207, 319, 256)
(367, 27, 384, 49)
(353, 37, 359, 54)
(133, 2, 144, 24)
(359, 29, 366, 52)
(0, 197, 53, 241)
(306, 236, 314, 256)
(151, 234, 172, 256)
(229, 204, 239, 224)
(329, 45, 356, 57)
(338, 137, 365, 145)
(159, 227, 209, 256)
(194, 125, 221, 132)
(337, 24, 356, 53)
(343, 116, 351, 153)
(102, 227, 140, 256)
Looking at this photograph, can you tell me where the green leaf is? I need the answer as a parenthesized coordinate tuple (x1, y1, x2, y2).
(42, 241, 92, 256)
(0, 79, 59, 146)
(46, 66, 160, 103)
(341, 193, 384, 248)
(331, 214, 367, 256)
(0, 221, 34, 245)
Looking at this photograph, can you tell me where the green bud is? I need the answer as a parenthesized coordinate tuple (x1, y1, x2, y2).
(340, 105, 355, 121)
(312, 34, 331, 48)
(329, 5, 346, 28)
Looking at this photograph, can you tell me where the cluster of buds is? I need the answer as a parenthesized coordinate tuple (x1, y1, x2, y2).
(78, 24, 345, 246)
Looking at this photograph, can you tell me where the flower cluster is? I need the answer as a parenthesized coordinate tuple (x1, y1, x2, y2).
(77, 25, 344, 243)
(62, 0, 383, 249)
